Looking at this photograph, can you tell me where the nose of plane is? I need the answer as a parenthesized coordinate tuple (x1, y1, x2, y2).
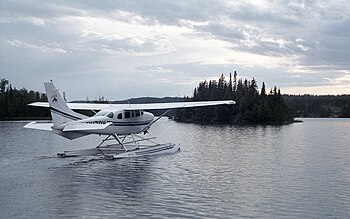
(145, 112, 154, 121)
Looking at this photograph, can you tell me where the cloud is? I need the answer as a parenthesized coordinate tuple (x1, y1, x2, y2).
(0, 0, 349, 99)
(7, 39, 68, 53)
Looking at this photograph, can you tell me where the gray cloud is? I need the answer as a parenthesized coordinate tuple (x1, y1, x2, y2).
(1, 0, 350, 98)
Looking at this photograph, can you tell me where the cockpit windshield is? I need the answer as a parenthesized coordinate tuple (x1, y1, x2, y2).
(106, 112, 114, 119)
(94, 111, 108, 117)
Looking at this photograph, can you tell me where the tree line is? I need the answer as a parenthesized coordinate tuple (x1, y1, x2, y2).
(283, 94, 350, 118)
(175, 72, 294, 124)
(0, 78, 49, 120)
(2, 76, 350, 121)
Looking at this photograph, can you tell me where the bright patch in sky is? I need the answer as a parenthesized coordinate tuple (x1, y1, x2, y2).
(0, 0, 349, 100)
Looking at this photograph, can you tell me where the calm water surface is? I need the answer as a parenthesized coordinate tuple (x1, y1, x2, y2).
(0, 118, 349, 218)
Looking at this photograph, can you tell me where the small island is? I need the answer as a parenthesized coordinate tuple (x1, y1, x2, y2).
(175, 72, 294, 125)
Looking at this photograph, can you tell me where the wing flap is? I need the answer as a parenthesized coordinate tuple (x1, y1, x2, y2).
(63, 122, 112, 132)
(23, 121, 53, 131)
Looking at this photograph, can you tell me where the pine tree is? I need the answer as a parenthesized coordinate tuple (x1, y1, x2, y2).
(233, 71, 237, 97)
(261, 82, 266, 96)
(0, 78, 9, 93)
(224, 72, 233, 100)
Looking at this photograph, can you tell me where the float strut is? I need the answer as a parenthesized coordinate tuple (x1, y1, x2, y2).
(113, 134, 128, 151)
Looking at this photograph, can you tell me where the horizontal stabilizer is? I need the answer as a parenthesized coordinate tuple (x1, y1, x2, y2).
(63, 122, 112, 132)
(23, 121, 53, 131)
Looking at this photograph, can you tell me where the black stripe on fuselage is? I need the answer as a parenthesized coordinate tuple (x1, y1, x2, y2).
(111, 121, 152, 126)
(50, 107, 81, 121)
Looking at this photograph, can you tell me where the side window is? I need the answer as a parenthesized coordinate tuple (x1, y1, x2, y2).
(125, 111, 130, 119)
(141, 111, 144, 115)
(106, 112, 114, 119)
(117, 113, 122, 119)
(131, 111, 135, 117)
(135, 110, 140, 117)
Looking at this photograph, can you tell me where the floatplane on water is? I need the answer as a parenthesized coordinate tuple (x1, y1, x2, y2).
(24, 82, 235, 159)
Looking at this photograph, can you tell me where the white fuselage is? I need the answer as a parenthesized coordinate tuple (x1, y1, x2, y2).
(63, 109, 154, 135)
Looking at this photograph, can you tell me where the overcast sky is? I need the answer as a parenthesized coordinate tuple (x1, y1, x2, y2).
(1, 0, 349, 100)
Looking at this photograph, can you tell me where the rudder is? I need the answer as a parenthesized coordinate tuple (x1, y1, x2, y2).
(44, 81, 87, 127)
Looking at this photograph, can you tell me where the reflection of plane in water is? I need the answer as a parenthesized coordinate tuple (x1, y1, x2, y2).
(24, 81, 235, 159)
(49, 159, 153, 216)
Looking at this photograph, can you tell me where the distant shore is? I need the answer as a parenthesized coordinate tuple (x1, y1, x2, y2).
(0, 117, 51, 121)
(173, 117, 303, 125)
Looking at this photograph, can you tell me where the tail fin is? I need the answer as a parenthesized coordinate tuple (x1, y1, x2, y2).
(44, 81, 87, 127)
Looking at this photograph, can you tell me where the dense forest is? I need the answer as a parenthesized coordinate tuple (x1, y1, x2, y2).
(283, 94, 350, 118)
(175, 72, 294, 124)
(0, 78, 49, 120)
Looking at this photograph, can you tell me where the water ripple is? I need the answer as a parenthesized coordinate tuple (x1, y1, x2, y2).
(1, 119, 350, 218)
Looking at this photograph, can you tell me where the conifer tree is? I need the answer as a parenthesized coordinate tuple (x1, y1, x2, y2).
(175, 72, 294, 124)
(261, 82, 266, 96)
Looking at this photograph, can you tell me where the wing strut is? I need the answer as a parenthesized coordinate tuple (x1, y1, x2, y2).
(141, 109, 173, 133)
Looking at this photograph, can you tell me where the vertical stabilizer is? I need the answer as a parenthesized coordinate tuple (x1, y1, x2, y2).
(44, 81, 87, 127)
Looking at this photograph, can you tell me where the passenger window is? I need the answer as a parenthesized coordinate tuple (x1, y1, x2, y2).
(132, 111, 135, 117)
(125, 111, 130, 118)
(135, 111, 140, 117)
(141, 111, 144, 115)
(117, 113, 122, 119)
(106, 112, 114, 119)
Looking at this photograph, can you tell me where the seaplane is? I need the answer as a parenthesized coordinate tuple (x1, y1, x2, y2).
(24, 81, 235, 159)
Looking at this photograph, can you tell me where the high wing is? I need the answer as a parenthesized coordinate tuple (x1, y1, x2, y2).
(29, 100, 236, 111)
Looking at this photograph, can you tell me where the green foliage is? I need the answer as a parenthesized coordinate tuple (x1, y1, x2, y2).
(283, 94, 350, 118)
(0, 78, 49, 120)
(175, 72, 294, 124)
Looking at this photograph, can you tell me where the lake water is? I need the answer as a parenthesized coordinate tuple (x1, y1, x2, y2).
(0, 118, 349, 218)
